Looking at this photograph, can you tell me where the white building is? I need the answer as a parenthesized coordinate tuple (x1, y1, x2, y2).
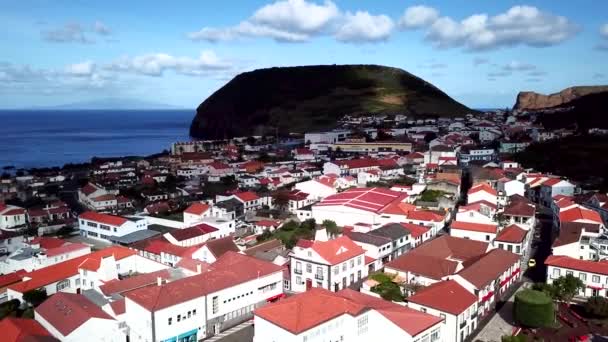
(539, 178, 576, 207)
(290, 234, 367, 293)
(407, 280, 479, 342)
(0, 203, 27, 231)
(254, 287, 443, 342)
(0, 237, 91, 274)
(78, 212, 148, 243)
(449, 221, 498, 243)
(124, 252, 284, 342)
(546, 255, 608, 298)
(467, 183, 497, 205)
(35, 292, 125, 342)
(293, 178, 338, 201)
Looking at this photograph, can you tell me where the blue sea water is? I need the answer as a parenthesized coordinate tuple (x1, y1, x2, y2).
(0, 110, 194, 169)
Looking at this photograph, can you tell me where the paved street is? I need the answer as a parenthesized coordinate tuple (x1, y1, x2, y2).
(474, 282, 529, 342)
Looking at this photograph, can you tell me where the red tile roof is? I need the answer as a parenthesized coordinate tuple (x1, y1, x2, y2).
(132, 237, 194, 257)
(35, 292, 114, 336)
(0, 270, 26, 288)
(183, 203, 210, 215)
(467, 183, 497, 196)
(109, 299, 126, 316)
(407, 280, 477, 315)
(234, 191, 260, 202)
(9, 246, 136, 293)
(99, 269, 171, 296)
(204, 236, 240, 258)
(2, 208, 26, 216)
(125, 252, 283, 311)
(79, 211, 127, 226)
(450, 221, 497, 234)
(315, 187, 405, 213)
(495, 224, 528, 243)
(45, 242, 89, 258)
(336, 158, 381, 169)
(169, 224, 218, 241)
(91, 194, 117, 202)
(457, 249, 520, 288)
(553, 222, 601, 248)
(546, 255, 608, 276)
(80, 183, 99, 196)
(305, 236, 365, 265)
(386, 235, 490, 280)
(398, 223, 430, 239)
(503, 201, 535, 217)
(406, 209, 446, 222)
(0, 317, 55, 342)
(559, 206, 603, 224)
(255, 288, 441, 336)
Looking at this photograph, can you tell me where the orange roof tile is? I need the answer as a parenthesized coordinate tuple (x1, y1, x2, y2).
(79, 211, 127, 226)
(450, 221, 497, 234)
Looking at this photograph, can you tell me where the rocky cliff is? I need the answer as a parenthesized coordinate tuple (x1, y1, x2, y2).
(514, 85, 608, 111)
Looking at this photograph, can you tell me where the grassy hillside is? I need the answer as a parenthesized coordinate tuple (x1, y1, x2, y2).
(190, 64, 474, 139)
(513, 135, 608, 190)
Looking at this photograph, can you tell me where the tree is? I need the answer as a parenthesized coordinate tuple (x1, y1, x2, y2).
(423, 132, 437, 144)
(272, 190, 290, 211)
(514, 289, 554, 328)
(501, 335, 528, 342)
(23, 289, 48, 307)
(281, 221, 299, 231)
(584, 296, 608, 318)
(552, 274, 584, 303)
(322, 220, 340, 237)
(300, 219, 316, 231)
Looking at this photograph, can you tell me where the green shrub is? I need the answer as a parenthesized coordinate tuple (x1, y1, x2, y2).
(585, 296, 608, 318)
(371, 281, 404, 302)
(502, 335, 528, 342)
(514, 289, 554, 328)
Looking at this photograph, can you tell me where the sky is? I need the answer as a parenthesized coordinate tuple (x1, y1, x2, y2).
(1, 0, 607, 109)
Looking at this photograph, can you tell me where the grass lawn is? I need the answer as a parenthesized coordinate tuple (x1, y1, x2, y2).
(418, 189, 446, 202)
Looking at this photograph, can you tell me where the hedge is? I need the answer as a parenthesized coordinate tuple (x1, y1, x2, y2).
(514, 289, 554, 328)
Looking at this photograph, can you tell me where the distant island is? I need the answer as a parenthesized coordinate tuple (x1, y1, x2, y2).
(190, 64, 474, 139)
(28, 98, 188, 110)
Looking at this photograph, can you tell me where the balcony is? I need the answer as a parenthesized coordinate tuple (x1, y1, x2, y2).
(459, 320, 467, 329)
(294, 268, 302, 275)
(315, 274, 324, 280)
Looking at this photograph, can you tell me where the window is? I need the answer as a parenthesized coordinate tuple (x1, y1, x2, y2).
(56, 279, 71, 291)
(593, 275, 600, 283)
(440, 313, 446, 321)
(334, 267, 339, 275)
(357, 315, 368, 335)
(431, 328, 441, 342)
(566, 271, 573, 276)
(357, 256, 362, 265)
(306, 263, 312, 273)
(177, 314, 181, 322)
(485, 235, 490, 241)
(420, 307, 427, 313)
(552, 268, 560, 279)
(212, 296, 219, 314)
(296, 276, 302, 285)
(188, 311, 191, 318)
(168, 317, 172, 325)
(350, 260, 354, 268)
(193, 309, 197, 316)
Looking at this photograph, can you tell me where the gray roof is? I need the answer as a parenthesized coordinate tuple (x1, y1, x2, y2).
(111, 229, 161, 245)
(347, 231, 391, 247)
(148, 224, 178, 234)
(370, 223, 411, 240)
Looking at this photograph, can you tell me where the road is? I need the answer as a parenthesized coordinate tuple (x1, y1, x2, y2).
(206, 325, 254, 342)
(524, 207, 554, 283)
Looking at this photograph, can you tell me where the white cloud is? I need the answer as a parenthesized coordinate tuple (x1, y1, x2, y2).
(401, 5, 578, 51)
(602, 24, 608, 38)
(335, 11, 394, 43)
(189, 0, 392, 44)
(65, 61, 96, 77)
(105, 51, 232, 77)
(189, 0, 338, 43)
(93, 21, 112, 35)
(42, 21, 113, 43)
(251, 0, 339, 34)
(593, 72, 605, 79)
(399, 5, 439, 29)
(42, 23, 92, 43)
(502, 61, 536, 72)
(473, 57, 489, 66)
(189, 22, 309, 43)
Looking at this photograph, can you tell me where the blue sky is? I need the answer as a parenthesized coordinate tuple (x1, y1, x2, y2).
(1, 0, 607, 109)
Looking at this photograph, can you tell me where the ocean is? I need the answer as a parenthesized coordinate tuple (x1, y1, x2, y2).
(0, 110, 194, 169)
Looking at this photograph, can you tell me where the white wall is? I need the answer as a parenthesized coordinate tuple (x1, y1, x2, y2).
(450, 229, 495, 243)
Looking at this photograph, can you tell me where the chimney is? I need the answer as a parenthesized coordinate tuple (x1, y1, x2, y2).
(315, 228, 329, 242)
(196, 263, 202, 274)
(157, 277, 163, 286)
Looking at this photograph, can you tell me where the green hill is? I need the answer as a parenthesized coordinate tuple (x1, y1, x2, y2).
(190, 64, 474, 139)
